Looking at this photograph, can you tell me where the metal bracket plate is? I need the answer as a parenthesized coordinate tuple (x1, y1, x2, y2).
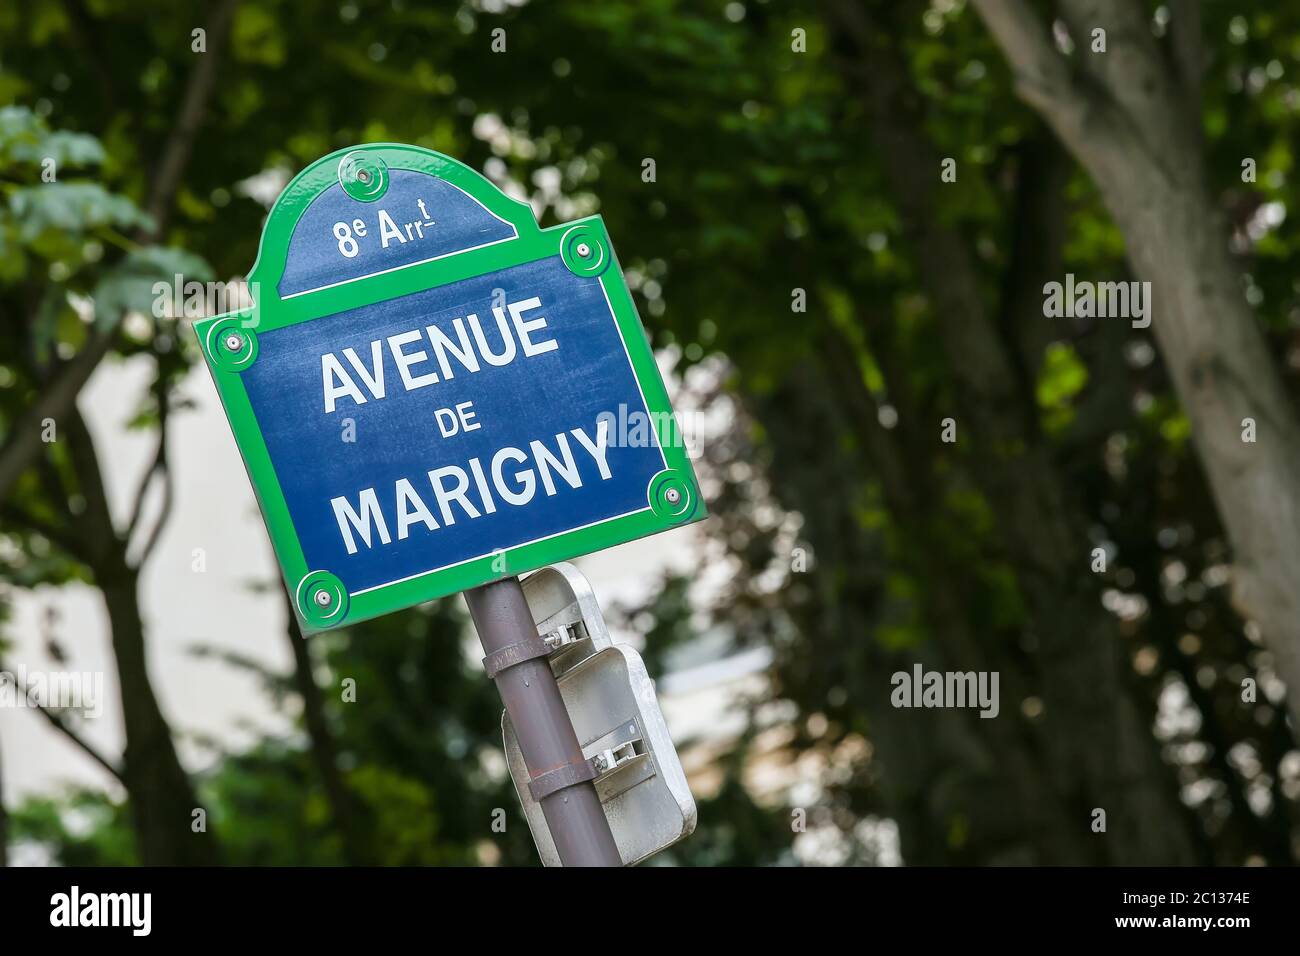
(503, 563, 697, 866)
(525, 563, 613, 676)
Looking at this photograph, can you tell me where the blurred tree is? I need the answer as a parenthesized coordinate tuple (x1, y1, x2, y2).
(821, 0, 1199, 863)
(3, 0, 1298, 869)
(974, 0, 1300, 737)
(0, 106, 218, 864)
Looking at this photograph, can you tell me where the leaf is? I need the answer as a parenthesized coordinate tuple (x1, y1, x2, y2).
(8, 182, 151, 242)
(90, 246, 213, 331)
(1036, 342, 1089, 410)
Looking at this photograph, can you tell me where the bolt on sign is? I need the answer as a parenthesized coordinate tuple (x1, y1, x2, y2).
(196, 145, 705, 631)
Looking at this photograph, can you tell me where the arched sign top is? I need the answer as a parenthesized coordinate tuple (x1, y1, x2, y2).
(248, 143, 540, 300)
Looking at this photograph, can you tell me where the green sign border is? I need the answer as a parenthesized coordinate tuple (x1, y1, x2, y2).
(194, 144, 705, 632)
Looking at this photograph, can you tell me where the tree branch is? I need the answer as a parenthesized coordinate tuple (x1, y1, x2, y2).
(825, 0, 1022, 420)
(1055, 0, 1199, 167)
(140, 0, 241, 239)
(126, 383, 172, 553)
(124, 446, 164, 545)
(59, 0, 118, 114)
(974, 0, 1185, 198)
(0, 505, 84, 563)
(969, 0, 1080, 115)
(132, 460, 173, 571)
(31, 706, 127, 787)
(0, 328, 115, 504)
(62, 405, 119, 569)
(997, 132, 1069, 415)
(1, 668, 126, 786)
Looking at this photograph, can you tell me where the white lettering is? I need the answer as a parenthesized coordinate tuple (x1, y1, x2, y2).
(331, 488, 392, 554)
(387, 330, 439, 391)
(395, 478, 439, 539)
(507, 296, 559, 357)
(427, 465, 481, 525)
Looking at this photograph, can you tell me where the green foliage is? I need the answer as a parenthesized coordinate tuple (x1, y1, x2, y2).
(9, 790, 137, 866)
(89, 246, 210, 330)
(1036, 342, 1089, 433)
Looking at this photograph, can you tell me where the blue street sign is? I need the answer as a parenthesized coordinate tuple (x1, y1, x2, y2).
(196, 144, 704, 630)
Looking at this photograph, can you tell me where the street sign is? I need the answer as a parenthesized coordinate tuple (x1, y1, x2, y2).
(196, 144, 705, 631)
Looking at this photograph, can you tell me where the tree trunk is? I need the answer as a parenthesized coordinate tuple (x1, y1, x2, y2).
(816, 335, 1093, 863)
(974, 0, 1300, 731)
(100, 561, 219, 865)
(825, 0, 1203, 863)
(63, 407, 217, 864)
(750, 350, 1089, 863)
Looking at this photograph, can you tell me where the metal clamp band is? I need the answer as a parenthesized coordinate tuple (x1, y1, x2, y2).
(527, 758, 598, 801)
(482, 637, 553, 679)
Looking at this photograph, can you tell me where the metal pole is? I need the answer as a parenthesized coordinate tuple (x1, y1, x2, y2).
(464, 575, 622, 867)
